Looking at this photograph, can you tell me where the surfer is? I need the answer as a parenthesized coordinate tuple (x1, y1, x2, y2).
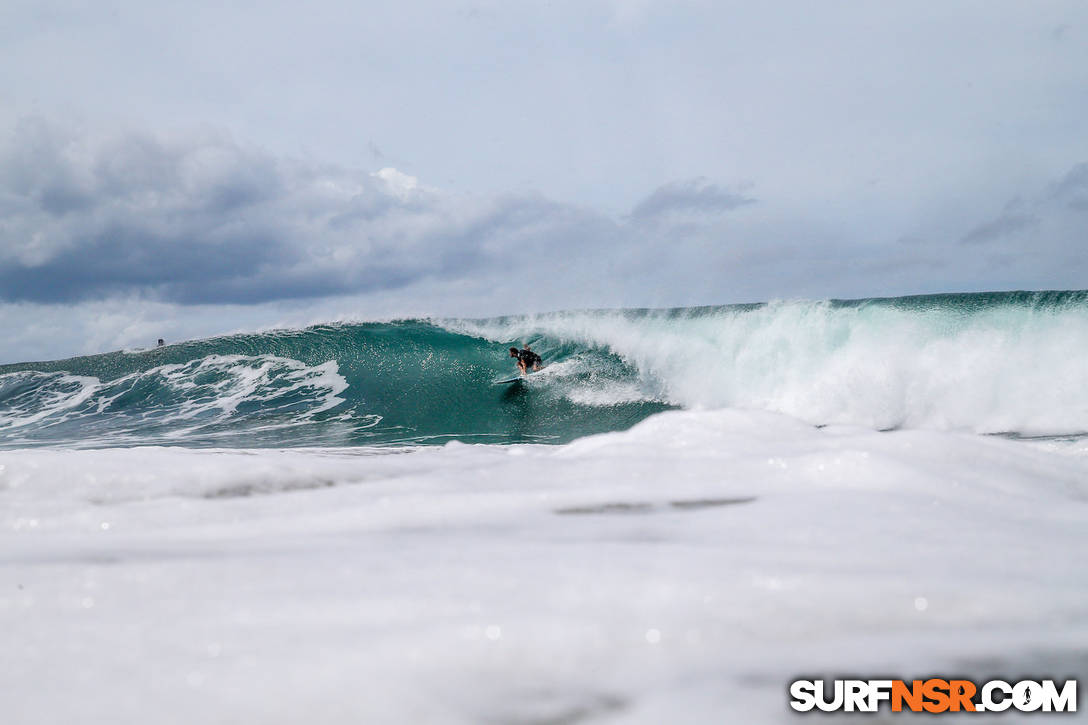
(509, 345, 542, 375)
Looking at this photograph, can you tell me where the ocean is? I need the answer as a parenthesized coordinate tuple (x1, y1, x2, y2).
(2, 291, 1087, 723)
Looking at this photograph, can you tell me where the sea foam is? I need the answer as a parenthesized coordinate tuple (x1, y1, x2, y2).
(1, 408, 1085, 723)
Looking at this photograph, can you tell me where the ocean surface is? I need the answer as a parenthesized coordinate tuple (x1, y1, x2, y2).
(3, 291, 1087, 723)
(3, 290, 1087, 449)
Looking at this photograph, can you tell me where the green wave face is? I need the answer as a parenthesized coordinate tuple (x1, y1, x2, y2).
(0, 320, 670, 448)
(2, 290, 1087, 448)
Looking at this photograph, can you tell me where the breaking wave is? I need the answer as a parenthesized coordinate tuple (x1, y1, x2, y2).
(1, 290, 1085, 448)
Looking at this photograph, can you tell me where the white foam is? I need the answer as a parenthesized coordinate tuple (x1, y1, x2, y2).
(522, 355, 660, 406)
(0, 372, 101, 430)
(448, 300, 1088, 434)
(1, 409, 1085, 723)
(0, 355, 351, 444)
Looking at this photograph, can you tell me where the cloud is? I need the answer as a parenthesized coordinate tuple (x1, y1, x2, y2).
(628, 178, 755, 222)
(0, 121, 774, 312)
(0, 120, 623, 305)
(960, 213, 1038, 245)
(958, 160, 1088, 246)
(1049, 162, 1088, 211)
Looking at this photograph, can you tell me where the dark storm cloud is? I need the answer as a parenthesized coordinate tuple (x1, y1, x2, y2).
(1, 121, 772, 309)
(628, 179, 755, 222)
(0, 121, 614, 305)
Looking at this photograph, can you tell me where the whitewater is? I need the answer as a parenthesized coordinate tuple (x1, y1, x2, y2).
(2, 291, 1087, 723)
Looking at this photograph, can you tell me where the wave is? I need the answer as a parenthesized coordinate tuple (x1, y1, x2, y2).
(0, 356, 358, 447)
(1, 290, 1086, 448)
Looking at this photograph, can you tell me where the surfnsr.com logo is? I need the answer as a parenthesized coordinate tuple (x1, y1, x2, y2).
(789, 679, 1077, 713)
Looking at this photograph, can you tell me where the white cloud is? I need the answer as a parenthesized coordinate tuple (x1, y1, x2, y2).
(371, 167, 421, 199)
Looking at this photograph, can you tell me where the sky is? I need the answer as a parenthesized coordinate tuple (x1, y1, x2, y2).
(0, 0, 1086, 363)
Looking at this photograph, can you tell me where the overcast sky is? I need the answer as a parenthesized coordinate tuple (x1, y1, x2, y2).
(1, 0, 1086, 363)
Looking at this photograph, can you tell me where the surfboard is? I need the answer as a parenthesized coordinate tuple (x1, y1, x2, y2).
(493, 376, 525, 385)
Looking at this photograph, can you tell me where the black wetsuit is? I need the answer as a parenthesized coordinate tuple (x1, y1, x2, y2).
(518, 349, 542, 368)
